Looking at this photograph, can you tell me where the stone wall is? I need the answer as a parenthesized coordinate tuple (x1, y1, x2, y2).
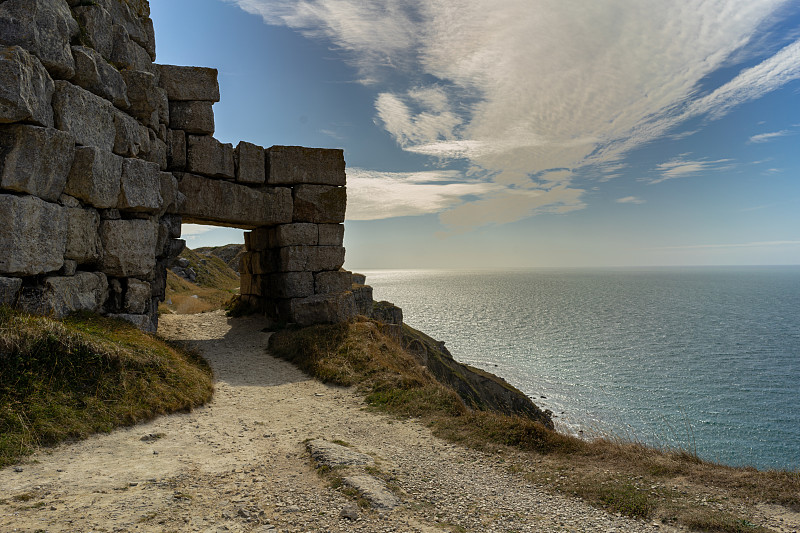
(0, 0, 355, 329)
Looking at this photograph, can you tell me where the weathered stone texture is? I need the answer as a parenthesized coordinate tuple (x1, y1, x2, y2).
(293, 185, 347, 223)
(17, 271, 108, 318)
(124, 278, 150, 314)
(0, 0, 78, 79)
(158, 171, 179, 215)
(118, 158, 162, 213)
(121, 70, 161, 126)
(65, 206, 101, 263)
(113, 106, 149, 157)
(156, 65, 220, 102)
(276, 246, 345, 273)
(169, 101, 214, 135)
(0, 276, 22, 306)
(108, 312, 154, 332)
(267, 146, 346, 186)
(315, 270, 352, 295)
(235, 141, 265, 184)
(178, 173, 292, 229)
(72, 4, 114, 58)
(167, 129, 186, 170)
(53, 81, 116, 151)
(269, 272, 314, 299)
(0, 45, 54, 127)
(318, 224, 345, 246)
(71, 46, 130, 109)
(265, 223, 319, 248)
(186, 135, 234, 178)
(65, 146, 123, 208)
(100, 218, 158, 278)
(0, 124, 75, 201)
(0, 194, 66, 276)
(352, 284, 374, 317)
(108, 0, 154, 59)
(109, 24, 153, 73)
(284, 291, 356, 326)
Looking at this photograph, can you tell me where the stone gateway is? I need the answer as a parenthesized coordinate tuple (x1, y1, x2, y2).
(0, 0, 357, 330)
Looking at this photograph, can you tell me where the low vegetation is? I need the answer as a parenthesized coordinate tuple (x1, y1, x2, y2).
(270, 318, 799, 532)
(159, 246, 240, 315)
(0, 307, 213, 468)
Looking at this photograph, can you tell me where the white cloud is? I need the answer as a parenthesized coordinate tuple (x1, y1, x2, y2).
(181, 224, 215, 236)
(749, 130, 792, 143)
(345, 168, 497, 220)
(649, 156, 734, 184)
(229, 0, 798, 227)
(617, 196, 645, 204)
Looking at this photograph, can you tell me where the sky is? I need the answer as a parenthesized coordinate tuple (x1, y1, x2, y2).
(150, 0, 800, 269)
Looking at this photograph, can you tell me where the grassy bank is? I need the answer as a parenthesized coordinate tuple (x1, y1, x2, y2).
(270, 317, 799, 532)
(159, 246, 240, 315)
(0, 307, 214, 468)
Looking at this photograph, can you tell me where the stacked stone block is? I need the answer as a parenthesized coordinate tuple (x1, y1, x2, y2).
(0, 0, 185, 331)
(1, 0, 355, 329)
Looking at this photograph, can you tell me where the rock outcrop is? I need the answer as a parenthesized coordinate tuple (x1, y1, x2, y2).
(0, 0, 354, 329)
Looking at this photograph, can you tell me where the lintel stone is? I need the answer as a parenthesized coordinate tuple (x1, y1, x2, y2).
(266, 145, 345, 186)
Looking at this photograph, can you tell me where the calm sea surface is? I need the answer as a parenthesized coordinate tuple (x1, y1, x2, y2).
(360, 267, 800, 470)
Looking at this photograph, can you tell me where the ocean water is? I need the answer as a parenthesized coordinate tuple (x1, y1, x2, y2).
(360, 267, 800, 471)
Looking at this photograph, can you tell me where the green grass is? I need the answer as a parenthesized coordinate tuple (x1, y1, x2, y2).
(0, 307, 213, 467)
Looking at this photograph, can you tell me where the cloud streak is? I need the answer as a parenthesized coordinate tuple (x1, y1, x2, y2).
(228, 0, 799, 228)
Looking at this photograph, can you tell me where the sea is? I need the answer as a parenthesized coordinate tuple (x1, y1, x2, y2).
(359, 266, 800, 471)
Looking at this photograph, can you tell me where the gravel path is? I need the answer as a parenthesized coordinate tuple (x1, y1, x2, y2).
(1, 311, 682, 532)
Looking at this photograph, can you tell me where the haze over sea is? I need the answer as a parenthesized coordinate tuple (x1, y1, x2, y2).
(361, 266, 800, 471)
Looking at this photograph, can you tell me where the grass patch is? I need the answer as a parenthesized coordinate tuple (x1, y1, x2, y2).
(269, 318, 800, 531)
(0, 307, 213, 467)
(159, 247, 240, 315)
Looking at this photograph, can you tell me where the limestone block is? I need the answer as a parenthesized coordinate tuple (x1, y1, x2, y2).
(59, 193, 80, 207)
(293, 185, 347, 223)
(156, 88, 168, 125)
(178, 173, 292, 229)
(186, 135, 234, 178)
(108, 0, 153, 57)
(283, 291, 356, 326)
(62, 259, 77, 276)
(145, 130, 167, 170)
(161, 213, 182, 239)
(315, 270, 352, 295)
(0, 124, 75, 201)
(0, 276, 22, 306)
(239, 251, 267, 275)
(240, 273, 265, 297)
(53, 80, 116, 151)
(0, 194, 66, 276)
(0, 46, 54, 127)
(266, 146, 346, 186)
(269, 272, 314, 299)
(65, 146, 122, 208)
(109, 24, 152, 73)
(65, 206, 101, 263)
(118, 158, 163, 213)
(108, 313, 154, 332)
(158, 171, 178, 215)
(167, 129, 186, 170)
(0, 0, 78, 79)
(17, 271, 108, 318)
(121, 70, 160, 126)
(124, 278, 150, 314)
(235, 141, 265, 184)
(100, 218, 158, 278)
(352, 284, 374, 317)
(113, 107, 149, 157)
(162, 238, 185, 259)
(276, 246, 345, 273)
(268, 223, 319, 248)
(71, 46, 129, 109)
(156, 64, 220, 102)
(351, 273, 367, 285)
(169, 101, 214, 135)
(318, 223, 345, 246)
(72, 4, 114, 58)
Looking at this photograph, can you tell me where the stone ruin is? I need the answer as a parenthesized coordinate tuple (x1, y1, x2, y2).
(0, 0, 369, 330)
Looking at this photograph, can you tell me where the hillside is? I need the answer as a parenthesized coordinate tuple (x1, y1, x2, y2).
(159, 246, 241, 315)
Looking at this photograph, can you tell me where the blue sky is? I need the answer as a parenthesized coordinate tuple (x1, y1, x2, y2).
(151, 0, 800, 268)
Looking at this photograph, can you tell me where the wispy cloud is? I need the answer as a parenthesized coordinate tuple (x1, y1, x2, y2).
(181, 224, 215, 237)
(228, 0, 799, 227)
(617, 196, 645, 204)
(648, 155, 734, 184)
(749, 130, 792, 143)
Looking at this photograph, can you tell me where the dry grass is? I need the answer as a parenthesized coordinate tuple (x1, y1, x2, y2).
(0, 307, 214, 467)
(269, 318, 799, 532)
(159, 247, 240, 315)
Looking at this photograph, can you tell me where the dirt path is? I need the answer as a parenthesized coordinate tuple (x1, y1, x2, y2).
(0, 312, 700, 532)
